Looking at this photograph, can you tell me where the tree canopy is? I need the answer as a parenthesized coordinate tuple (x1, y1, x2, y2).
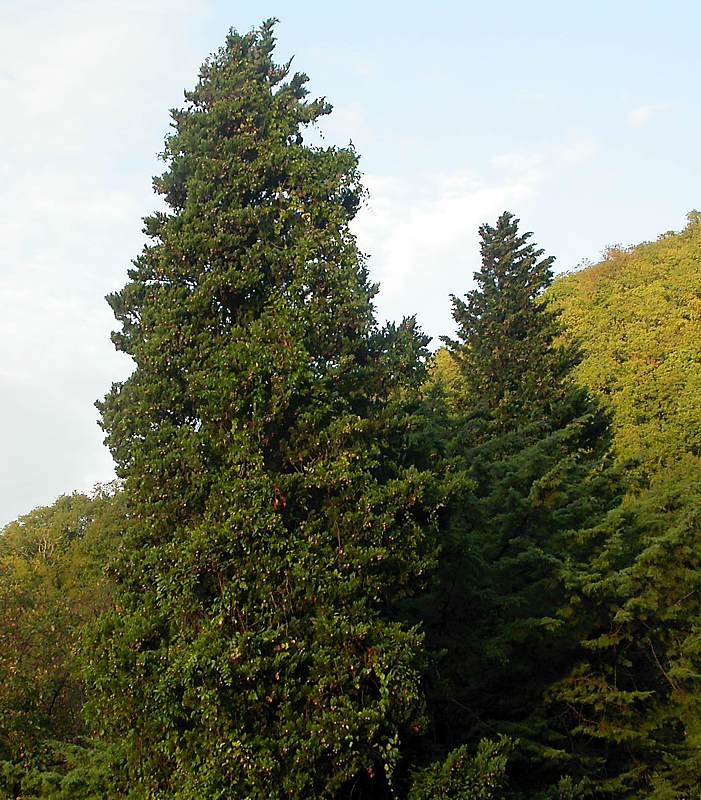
(1, 20, 699, 800)
(548, 212, 701, 478)
(88, 20, 443, 800)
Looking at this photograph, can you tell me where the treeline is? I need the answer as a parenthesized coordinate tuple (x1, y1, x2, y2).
(1, 21, 700, 799)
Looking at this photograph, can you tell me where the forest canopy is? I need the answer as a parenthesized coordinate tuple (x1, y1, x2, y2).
(1, 21, 699, 800)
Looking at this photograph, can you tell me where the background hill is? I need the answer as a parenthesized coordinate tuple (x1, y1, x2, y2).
(548, 211, 701, 478)
(2, 213, 700, 798)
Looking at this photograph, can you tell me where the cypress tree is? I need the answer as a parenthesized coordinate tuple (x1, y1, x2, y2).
(88, 22, 439, 799)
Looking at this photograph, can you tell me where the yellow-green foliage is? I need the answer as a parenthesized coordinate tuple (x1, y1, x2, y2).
(0, 488, 122, 762)
(548, 212, 701, 476)
(425, 347, 464, 409)
(408, 737, 513, 800)
(546, 214, 701, 796)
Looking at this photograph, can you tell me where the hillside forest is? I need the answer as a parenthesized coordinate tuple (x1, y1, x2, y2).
(1, 21, 700, 800)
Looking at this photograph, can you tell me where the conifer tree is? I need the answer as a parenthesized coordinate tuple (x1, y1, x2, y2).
(551, 458, 701, 797)
(88, 22, 440, 799)
(443, 211, 579, 435)
(429, 213, 614, 790)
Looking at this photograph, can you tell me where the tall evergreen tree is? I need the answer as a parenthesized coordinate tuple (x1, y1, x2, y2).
(427, 213, 615, 793)
(443, 211, 579, 436)
(88, 22, 440, 799)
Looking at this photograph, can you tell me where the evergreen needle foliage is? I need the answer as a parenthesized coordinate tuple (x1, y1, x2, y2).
(1, 21, 699, 800)
(443, 211, 579, 436)
(88, 21, 441, 799)
(429, 212, 615, 794)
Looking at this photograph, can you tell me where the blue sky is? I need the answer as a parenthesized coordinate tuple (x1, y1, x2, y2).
(1, 0, 699, 525)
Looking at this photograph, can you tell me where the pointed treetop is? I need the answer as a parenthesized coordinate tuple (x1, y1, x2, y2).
(443, 212, 573, 432)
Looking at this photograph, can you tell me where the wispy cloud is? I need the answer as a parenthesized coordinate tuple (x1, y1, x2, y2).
(354, 135, 600, 343)
(353, 171, 537, 343)
(555, 137, 598, 165)
(317, 104, 371, 146)
(0, 0, 209, 526)
(490, 153, 546, 182)
(628, 103, 668, 128)
(491, 136, 598, 177)
(351, 59, 375, 78)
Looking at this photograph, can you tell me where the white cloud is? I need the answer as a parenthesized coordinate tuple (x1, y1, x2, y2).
(628, 103, 668, 128)
(491, 136, 598, 177)
(353, 134, 599, 345)
(317, 104, 371, 146)
(0, 0, 210, 526)
(490, 152, 546, 183)
(353, 171, 537, 344)
(351, 60, 375, 78)
(555, 137, 598, 164)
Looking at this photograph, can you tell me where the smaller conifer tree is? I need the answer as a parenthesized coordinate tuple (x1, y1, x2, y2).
(429, 212, 614, 791)
(443, 211, 579, 436)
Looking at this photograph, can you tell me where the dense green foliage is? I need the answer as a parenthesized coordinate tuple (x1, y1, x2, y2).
(425, 215, 701, 796)
(541, 214, 701, 796)
(442, 211, 578, 434)
(407, 737, 512, 800)
(548, 212, 701, 477)
(551, 458, 701, 797)
(0, 488, 123, 799)
(1, 21, 699, 800)
(87, 21, 446, 800)
(426, 213, 616, 796)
